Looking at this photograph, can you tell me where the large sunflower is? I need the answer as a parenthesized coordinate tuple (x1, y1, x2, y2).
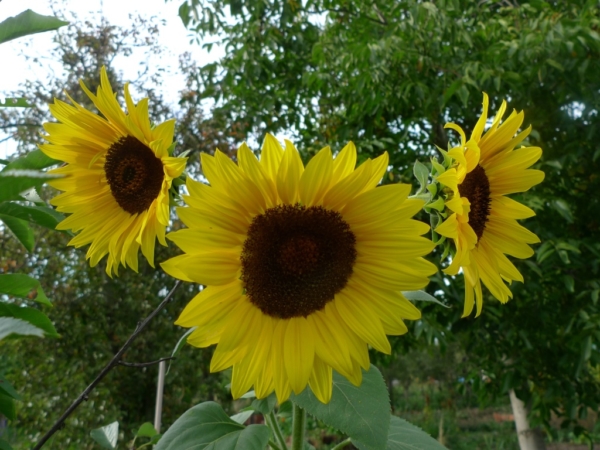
(40, 67, 187, 275)
(435, 93, 544, 317)
(162, 135, 436, 403)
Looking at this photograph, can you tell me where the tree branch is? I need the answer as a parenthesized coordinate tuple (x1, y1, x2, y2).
(33, 280, 183, 450)
(0, 123, 41, 129)
(118, 356, 176, 368)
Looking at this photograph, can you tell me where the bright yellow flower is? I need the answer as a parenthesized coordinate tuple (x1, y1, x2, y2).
(435, 93, 544, 317)
(163, 135, 436, 403)
(40, 67, 187, 275)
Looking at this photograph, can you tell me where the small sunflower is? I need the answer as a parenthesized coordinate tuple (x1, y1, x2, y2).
(435, 93, 544, 317)
(40, 67, 187, 275)
(162, 135, 436, 403)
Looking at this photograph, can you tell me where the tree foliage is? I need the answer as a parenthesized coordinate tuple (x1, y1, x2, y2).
(177, 0, 600, 438)
(0, 12, 233, 449)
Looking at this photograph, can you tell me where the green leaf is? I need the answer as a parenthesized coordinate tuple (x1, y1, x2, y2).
(0, 170, 61, 202)
(413, 160, 429, 193)
(0, 376, 22, 400)
(0, 317, 45, 340)
(563, 275, 575, 293)
(251, 393, 277, 415)
(0, 98, 31, 108)
(154, 401, 270, 450)
(2, 149, 60, 171)
(230, 410, 254, 424)
(386, 416, 448, 449)
(0, 392, 16, 420)
(291, 365, 390, 450)
(442, 79, 462, 106)
(0, 10, 69, 45)
(0, 274, 52, 306)
(90, 421, 119, 449)
(0, 203, 64, 231)
(551, 199, 574, 223)
(0, 438, 14, 450)
(402, 291, 448, 308)
(136, 422, 158, 438)
(0, 213, 34, 251)
(0, 304, 58, 338)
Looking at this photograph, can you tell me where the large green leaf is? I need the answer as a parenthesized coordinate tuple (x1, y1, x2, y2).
(0, 304, 58, 338)
(0, 392, 16, 420)
(2, 149, 60, 171)
(251, 393, 277, 415)
(0, 10, 68, 45)
(0, 170, 60, 202)
(0, 273, 52, 306)
(90, 421, 119, 449)
(291, 365, 390, 450)
(386, 416, 447, 450)
(0, 317, 45, 340)
(154, 401, 270, 450)
(0, 202, 64, 231)
(0, 376, 22, 400)
(0, 213, 34, 251)
(402, 291, 449, 308)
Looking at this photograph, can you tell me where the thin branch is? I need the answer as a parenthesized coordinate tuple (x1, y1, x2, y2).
(0, 123, 41, 129)
(311, 7, 387, 26)
(33, 280, 183, 450)
(118, 356, 176, 368)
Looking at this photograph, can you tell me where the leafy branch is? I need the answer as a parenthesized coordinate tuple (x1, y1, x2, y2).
(33, 280, 183, 450)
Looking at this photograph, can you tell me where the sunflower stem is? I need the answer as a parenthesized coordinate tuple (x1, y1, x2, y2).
(291, 402, 306, 450)
(267, 410, 288, 450)
(268, 439, 283, 450)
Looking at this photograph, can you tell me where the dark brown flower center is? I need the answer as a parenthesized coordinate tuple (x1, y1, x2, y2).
(104, 135, 164, 215)
(241, 204, 357, 319)
(458, 164, 491, 240)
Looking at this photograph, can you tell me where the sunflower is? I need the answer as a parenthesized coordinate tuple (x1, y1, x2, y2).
(40, 67, 187, 276)
(435, 93, 544, 317)
(162, 135, 436, 403)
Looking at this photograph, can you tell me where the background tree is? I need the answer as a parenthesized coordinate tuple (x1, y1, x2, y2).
(175, 0, 600, 447)
(0, 11, 234, 449)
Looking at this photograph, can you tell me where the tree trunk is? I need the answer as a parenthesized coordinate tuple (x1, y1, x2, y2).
(509, 389, 547, 450)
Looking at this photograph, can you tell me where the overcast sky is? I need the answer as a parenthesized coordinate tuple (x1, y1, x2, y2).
(0, 0, 219, 159)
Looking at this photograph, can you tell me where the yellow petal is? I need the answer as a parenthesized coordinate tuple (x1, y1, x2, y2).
(284, 317, 315, 394)
(299, 146, 333, 206)
(308, 356, 333, 404)
(276, 140, 304, 204)
(335, 291, 391, 354)
(260, 134, 284, 181)
(331, 141, 357, 184)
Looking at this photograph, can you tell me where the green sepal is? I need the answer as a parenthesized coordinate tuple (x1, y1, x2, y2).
(426, 182, 438, 196)
(424, 196, 446, 213)
(430, 157, 446, 176)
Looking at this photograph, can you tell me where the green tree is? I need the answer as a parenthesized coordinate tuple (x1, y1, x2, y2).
(176, 0, 600, 446)
(1, 11, 233, 449)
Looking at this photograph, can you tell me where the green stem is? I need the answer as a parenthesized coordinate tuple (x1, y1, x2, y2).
(268, 439, 283, 450)
(291, 403, 306, 450)
(267, 411, 288, 450)
(330, 438, 352, 450)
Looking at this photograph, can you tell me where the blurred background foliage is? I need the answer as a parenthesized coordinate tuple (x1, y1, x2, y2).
(1, 0, 600, 448)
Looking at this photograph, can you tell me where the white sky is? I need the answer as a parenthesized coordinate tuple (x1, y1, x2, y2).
(0, 0, 221, 159)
